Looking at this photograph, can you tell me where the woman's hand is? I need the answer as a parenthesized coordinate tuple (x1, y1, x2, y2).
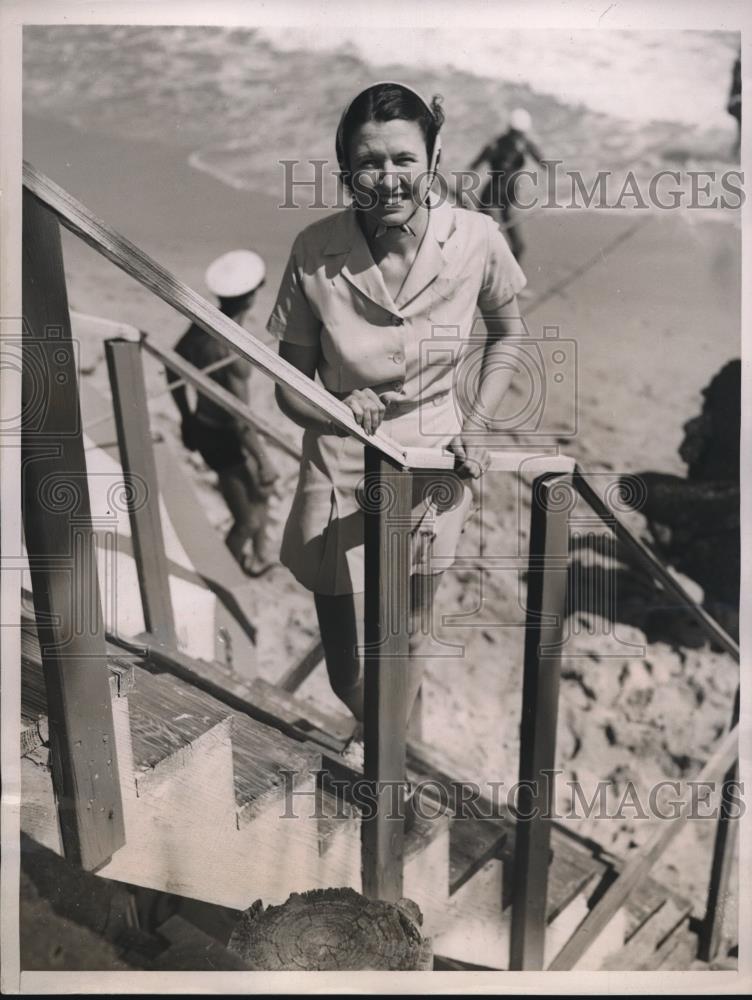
(338, 387, 387, 436)
(449, 434, 491, 479)
(449, 434, 491, 509)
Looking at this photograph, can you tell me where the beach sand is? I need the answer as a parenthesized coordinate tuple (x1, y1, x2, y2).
(22, 104, 740, 947)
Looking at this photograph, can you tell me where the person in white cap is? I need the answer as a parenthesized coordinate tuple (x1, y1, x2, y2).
(468, 107, 544, 262)
(168, 250, 280, 577)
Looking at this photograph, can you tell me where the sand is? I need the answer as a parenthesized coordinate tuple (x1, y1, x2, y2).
(22, 106, 740, 935)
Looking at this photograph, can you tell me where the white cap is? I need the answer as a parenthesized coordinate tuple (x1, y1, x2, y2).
(509, 108, 532, 133)
(205, 250, 266, 298)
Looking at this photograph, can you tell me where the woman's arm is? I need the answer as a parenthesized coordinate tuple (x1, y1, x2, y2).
(450, 296, 525, 476)
(276, 343, 389, 437)
(463, 296, 525, 430)
(275, 342, 334, 433)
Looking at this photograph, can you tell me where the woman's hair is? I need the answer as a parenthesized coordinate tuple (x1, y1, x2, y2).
(337, 83, 444, 178)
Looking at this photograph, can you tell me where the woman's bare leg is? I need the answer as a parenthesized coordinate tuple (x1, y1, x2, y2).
(314, 572, 443, 726)
(314, 592, 364, 721)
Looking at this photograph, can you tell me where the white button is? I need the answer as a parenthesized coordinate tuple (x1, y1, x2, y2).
(392, 352, 404, 363)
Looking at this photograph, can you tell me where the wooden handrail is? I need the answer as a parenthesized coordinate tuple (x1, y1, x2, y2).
(23, 161, 406, 466)
(25, 160, 739, 967)
(572, 467, 740, 662)
(140, 337, 302, 461)
(25, 162, 582, 477)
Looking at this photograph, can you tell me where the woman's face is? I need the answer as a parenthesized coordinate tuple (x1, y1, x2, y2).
(347, 118, 430, 226)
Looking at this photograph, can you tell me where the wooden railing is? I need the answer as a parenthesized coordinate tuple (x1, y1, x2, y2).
(21, 161, 739, 970)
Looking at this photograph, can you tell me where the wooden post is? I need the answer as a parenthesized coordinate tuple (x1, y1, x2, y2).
(698, 687, 740, 962)
(21, 189, 125, 870)
(361, 447, 413, 901)
(510, 473, 572, 970)
(105, 338, 176, 647)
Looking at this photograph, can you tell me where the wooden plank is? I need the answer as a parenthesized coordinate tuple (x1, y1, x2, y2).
(23, 161, 407, 466)
(24, 164, 582, 482)
(27, 604, 319, 806)
(277, 638, 324, 694)
(21, 613, 135, 763)
(361, 448, 413, 901)
(141, 338, 301, 461)
(653, 920, 703, 971)
(249, 677, 352, 751)
(80, 380, 258, 653)
(572, 466, 739, 661)
(600, 900, 692, 971)
(21, 621, 133, 767)
(450, 817, 507, 895)
(698, 687, 740, 962)
(21, 188, 125, 870)
(124, 664, 319, 811)
(403, 737, 607, 921)
(152, 915, 252, 971)
(406, 734, 687, 940)
(105, 338, 176, 645)
(115, 630, 333, 755)
(547, 721, 738, 970)
(510, 473, 571, 970)
(21, 717, 49, 757)
(404, 448, 576, 474)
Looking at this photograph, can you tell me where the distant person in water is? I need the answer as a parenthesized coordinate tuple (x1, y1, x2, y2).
(727, 54, 741, 158)
(469, 107, 544, 263)
(622, 359, 740, 642)
(168, 250, 280, 577)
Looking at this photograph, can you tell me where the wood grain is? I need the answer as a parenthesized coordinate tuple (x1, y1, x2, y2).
(105, 338, 177, 645)
(510, 473, 571, 970)
(141, 338, 301, 461)
(227, 888, 433, 971)
(547, 721, 738, 970)
(22, 189, 125, 870)
(361, 449, 413, 901)
(23, 161, 406, 465)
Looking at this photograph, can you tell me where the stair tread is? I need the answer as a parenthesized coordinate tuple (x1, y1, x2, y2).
(600, 898, 694, 970)
(449, 817, 507, 895)
(22, 608, 320, 810)
(21, 611, 136, 732)
(129, 664, 320, 808)
(248, 677, 353, 752)
(233, 683, 691, 931)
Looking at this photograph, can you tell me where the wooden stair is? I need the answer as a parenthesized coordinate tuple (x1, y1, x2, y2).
(242, 678, 699, 970)
(21, 615, 700, 969)
(20, 616, 449, 931)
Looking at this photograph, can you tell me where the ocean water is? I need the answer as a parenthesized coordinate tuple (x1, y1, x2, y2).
(23, 26, 740, 196)
(257, 26, 740, 129)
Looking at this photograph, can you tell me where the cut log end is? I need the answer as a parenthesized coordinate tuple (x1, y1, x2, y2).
(227, 888, 433, 971)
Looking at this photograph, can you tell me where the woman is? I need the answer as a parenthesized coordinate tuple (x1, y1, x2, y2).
(268, 82, 526, 750)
